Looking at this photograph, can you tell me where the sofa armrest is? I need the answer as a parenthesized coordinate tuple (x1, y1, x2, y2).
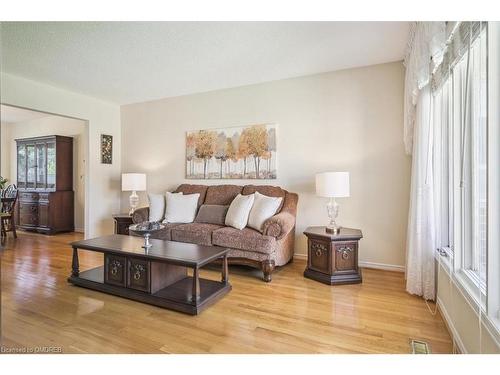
(132, 207, 149, 224)
(262, 211, 296, 239)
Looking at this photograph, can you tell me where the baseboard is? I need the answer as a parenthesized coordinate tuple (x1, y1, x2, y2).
(437, 297, 467, 354)
(293, 254, 405, 273)
(74, 228, 84, 233)
(358, 261, 405, 273)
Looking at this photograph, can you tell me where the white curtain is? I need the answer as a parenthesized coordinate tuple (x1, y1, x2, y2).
(404, 22, 483, 300)
(403, 22, 446, 155)
(406, 86, 437, 300)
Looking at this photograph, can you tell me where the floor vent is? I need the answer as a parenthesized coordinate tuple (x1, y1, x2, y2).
(410, 339, 431, 354)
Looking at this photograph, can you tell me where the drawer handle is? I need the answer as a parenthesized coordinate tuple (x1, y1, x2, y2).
(131, 264, 146, 281)
(311, 243, 327, 258)
(110, 260, 122, 276)
(337, 246, 352, 260)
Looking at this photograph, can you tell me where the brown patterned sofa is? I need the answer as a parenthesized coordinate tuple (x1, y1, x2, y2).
(131, 184, 298, 282)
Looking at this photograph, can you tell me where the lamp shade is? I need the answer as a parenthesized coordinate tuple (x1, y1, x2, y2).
(122, 173, 146, 192)
(316, 172, 350, 198)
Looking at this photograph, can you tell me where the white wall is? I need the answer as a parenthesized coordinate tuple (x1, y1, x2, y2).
(1, 72, 121, 237)
(437, 264, 500, 353)
(2, 116, 86, 232)
(121, 61, 411, 267)
(0, 121, 11, 180)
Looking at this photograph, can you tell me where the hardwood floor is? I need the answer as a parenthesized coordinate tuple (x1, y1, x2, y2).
(0, 231, 452, 353)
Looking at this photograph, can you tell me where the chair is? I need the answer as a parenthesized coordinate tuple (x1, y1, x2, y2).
(1, 184, 18, 239)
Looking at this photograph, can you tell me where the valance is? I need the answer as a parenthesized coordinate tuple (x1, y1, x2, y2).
(403, 21, 486, 155)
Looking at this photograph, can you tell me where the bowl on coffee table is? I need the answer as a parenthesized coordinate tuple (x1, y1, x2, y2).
(129, 221, 165, 250)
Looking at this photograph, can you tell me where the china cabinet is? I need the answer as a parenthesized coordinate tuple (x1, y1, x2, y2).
(16, 135, 74, 234)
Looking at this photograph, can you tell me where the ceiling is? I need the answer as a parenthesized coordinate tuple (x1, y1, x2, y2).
(1, 22, 410, 105)
(0, 104, 52, 123)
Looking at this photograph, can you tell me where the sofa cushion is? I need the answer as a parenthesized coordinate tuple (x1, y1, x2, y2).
(225, 193, 255, 230)
(130, 223, 181, 241)
(212, 226, 277, 255)
(174, 184, 207, 207)
(163, 192, 200, 223)
(171, 223, 224, 246)
(205, 185, 243, 205)
(242, 185, 286, 211)
(248, 191, 283, 232)
(195, 204, 229, 225)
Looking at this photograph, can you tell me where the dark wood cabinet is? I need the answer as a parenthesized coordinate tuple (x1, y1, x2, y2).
(127, 257, 150, 292)
(113, 214, 133, 235)
(104, 254, 127, 287)
(303, 226, 363, 285)
(16, 136, 74, 234)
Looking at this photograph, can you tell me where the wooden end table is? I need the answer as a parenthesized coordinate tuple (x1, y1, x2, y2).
(303, 226, 363, 285)
(113, 214, 133, 235)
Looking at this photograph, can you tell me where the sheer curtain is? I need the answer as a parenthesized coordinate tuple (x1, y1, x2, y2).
(404, 22, 486, 301)
(406, 86, 437, 300)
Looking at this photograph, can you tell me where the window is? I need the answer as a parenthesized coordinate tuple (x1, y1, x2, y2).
(451, 29, 488, 293)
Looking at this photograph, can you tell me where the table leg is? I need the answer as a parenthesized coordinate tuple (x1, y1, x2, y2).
(192, 267, 200, 303)
(222, 254, 229, 285)
(71, 247, 80, 277)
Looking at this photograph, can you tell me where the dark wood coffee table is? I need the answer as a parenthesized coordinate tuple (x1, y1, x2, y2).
(68, 234, 231, 315)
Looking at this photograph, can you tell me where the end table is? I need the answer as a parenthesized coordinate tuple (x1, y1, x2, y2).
(303, 226, 363, 285)
(113, 214, 133, 235)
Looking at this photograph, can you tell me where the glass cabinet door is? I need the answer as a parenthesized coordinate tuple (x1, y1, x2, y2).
(36, 143, 47, 189)
(47, 142, 56, 189)
(17, 144, 27, 189)
(26, 144, 36, 189)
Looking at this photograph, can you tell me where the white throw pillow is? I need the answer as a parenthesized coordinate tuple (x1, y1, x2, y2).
(248, 191, 283, 232)
(148, 193, 166, 222)
(225, 193, 255, 230)
(148, 192, 183, 222)
(163, 192, 200, 223)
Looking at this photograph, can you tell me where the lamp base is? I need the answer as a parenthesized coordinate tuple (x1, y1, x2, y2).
(326, 197, 341, 235)
(325, 226, 341, 235)
(129, 190, 139, 216)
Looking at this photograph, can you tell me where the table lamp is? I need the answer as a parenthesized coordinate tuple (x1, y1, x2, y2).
(315, 171, 350, 234)
(122, 173, 146, 215)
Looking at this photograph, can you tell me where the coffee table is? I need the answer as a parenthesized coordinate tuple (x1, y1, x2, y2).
(68, 234, 231, 315)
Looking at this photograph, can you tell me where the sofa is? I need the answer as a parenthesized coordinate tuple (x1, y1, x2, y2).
(131, 184, 298, 282)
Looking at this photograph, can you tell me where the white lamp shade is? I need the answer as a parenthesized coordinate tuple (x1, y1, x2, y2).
(122, 173, 146, 191)
(316, 172, 350, 198)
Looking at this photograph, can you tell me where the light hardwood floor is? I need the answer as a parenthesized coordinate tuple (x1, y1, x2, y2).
(0, 231, 452, 353)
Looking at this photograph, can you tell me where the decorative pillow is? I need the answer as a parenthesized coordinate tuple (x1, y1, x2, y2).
(225, 193, 255, 230)
(148, 193, 166, 222)
(248, 191, 283, 232)
(195, 205, 229, 225)
(163, 192, 200, 223)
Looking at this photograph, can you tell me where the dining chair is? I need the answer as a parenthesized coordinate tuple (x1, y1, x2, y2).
(1, 184, 18, 239)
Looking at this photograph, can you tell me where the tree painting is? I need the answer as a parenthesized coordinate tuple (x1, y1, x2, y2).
(186, 123, 277, 179)
(194, 130, 217, 178)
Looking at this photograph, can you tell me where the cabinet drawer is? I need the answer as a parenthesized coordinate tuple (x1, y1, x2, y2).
(308, 240, 330, 274)
(127, 258, 150, 292)
(38, 193, 50, 202)
(104, 255, 127, 287)
(333, 242, 358, 273)
(19, 192, 39, 202)
(20, 213, 39, 227)
(19, 202, 38, 214)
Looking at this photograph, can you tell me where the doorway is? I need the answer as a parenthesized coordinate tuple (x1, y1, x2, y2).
(0, 104, 88, 236)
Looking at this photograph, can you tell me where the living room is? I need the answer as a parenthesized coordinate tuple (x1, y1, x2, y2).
(0, 0, 499, 372)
